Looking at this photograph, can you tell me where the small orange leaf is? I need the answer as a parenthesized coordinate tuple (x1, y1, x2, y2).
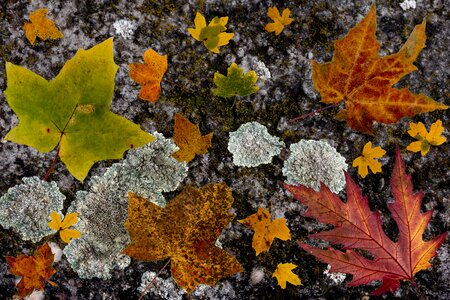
(272, 263, 302, 289)
(172, 113, 213, 163)
(239, 207, 291, 255)
(352, 142, 386, 178)
(23, 8, 63, 45)
(129, 48, 168, 103)
(48, 211, 81, 243)
(6, 243, 57, 297)
(265, 7, 293, 35)
(406, 119, 446, 156)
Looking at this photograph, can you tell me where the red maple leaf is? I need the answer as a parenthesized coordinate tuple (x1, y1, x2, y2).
(285, 148, 447, 295)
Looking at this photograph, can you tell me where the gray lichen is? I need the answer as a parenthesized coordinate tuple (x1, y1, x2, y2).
(64, 132, 188, 279)
(0, 176, 64, 243)
(282, 140, 348, 193)
(228, 122, 285, 167)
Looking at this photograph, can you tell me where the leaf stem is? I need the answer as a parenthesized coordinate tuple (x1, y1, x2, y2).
(289, 103, 339, 122)
(138, 259, 171, 300)
(43, 143, 61, 181)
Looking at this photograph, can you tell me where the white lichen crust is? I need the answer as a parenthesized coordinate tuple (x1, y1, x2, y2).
(64, 132, 188, 279)
(0, 176, 64, 242)
(282, 140, 347, 193)
(228, 122, 285, 167)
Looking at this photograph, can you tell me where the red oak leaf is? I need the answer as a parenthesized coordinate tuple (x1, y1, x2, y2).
(285, 148, 447, 295)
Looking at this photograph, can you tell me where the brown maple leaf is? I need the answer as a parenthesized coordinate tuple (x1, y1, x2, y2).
(172, 113, 213, 163)
(123, 183, 243, 293)
(6, 243, 57, 297)
(129, 48, 167, 103)
(23, 8, 63, 45)
(312, 4, 448, 133)
(285, 148, 447, 295)
(239, 207, 291, 255)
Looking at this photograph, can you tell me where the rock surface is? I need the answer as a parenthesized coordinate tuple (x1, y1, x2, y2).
(0, 0, 449, 299)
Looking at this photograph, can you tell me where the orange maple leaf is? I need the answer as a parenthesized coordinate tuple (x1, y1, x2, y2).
(285, 148, 447, 295)
(239, 207, 291, 255)
(129, 48, 168, 103)
(23, 8, 63, 45)
(172, 113, 213, 163)
(123, 183, 243, 293)
(265, 7, 293, 35)
(6, 243, 57, 297)
(312, 4, 448, 133)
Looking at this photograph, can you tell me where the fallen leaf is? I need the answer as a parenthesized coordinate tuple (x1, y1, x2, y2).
(172, 113, 213, 163)
(213, 63, 259, 98)
(129, 48, 167, 103)
(272, 263, 302, 289)
(285, 148, 447, 295)
(6, 243, 57, 297)
(188, 12, 234, 53)
(123, 183, 243, 293)
(239, 207, 291, 255)
(23, 8, 63, 45)
(48, 211, 81, 243)
(352, 141, 386, 178)
(4, 38, 153, 181)
(406, 119, 446, 156)
(312, 4, 448, 133)
(265, 7, 293, 35)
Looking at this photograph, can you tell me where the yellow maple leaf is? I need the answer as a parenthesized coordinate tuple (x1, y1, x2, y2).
(129, 48, 168, 103)
(172, 113, 213, 163)
(272, 262, 302, 289)
(352, 142, 386, 178)
(406, 120, 446, 156)
(188, 12, 234, 53)
(48, 211, 81, 243)
(239, 207, 291, 256)
(264, 6, 293, 35)
(23, 8, 63, 45)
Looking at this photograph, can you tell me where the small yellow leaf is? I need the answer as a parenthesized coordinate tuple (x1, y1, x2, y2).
(265, 7, 293, 35)
(272, 263, 302, 289)
(172, 113, 213, 163)
(239, 207, 291, 255)
(23, 8, 63, 45)
(406, 120, 446, 156)
(48, 211, 81, 243)
(352, 142, 386, 178)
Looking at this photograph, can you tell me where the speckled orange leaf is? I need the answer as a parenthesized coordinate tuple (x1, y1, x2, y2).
(23, 8, 63, 45)
(312, 4, 448, 133)
(239, 207, 291, 255)
(6, 243, 57, 297)
(129, 48, 167, 103)
(172, 113, 213, 163)
(123, 183, 243, 293)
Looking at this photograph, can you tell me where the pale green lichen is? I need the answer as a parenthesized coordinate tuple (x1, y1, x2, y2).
(64, 132, 188, 279)
(0, 176, 64, 242)
(228, 122, 285, 167)
(282, 139, 347, 193)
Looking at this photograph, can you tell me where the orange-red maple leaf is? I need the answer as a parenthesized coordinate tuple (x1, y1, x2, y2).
(123, 183, 243, 293)
(285, 148, 447, 295)
(312, 4, 448, 133)
(129, 48, 167, 103)
(6, 243, 57, 297)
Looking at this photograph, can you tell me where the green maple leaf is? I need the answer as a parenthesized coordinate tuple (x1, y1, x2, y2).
(4, 38, 154, 181)
(212, 63, 259, 98)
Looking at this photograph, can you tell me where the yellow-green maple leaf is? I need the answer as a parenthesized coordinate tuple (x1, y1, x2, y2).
(188, 12, 234, 53)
